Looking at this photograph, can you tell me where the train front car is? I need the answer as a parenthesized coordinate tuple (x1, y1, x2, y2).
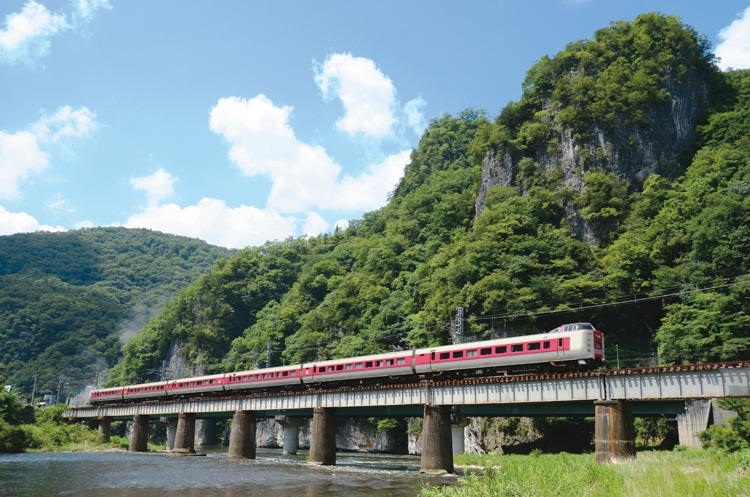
(413, 322, 605, 377)
(544, 322, 605, 370)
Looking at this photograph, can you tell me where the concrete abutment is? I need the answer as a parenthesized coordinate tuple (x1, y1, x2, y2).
(594, 400, 636, 464)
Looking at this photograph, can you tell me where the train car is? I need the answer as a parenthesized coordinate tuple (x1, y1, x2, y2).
(301, 350, 415, 385)
(224, 364, 303, 391)
(89, 386, 125, 403)
(165, 373, 227, 397)
(88, 323, 604, 404)
(413, 323, 604, 376)
(123, 381, 170, 401)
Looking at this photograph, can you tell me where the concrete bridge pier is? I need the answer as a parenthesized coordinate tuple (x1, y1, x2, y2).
(420, 405, 454, 474)
(97, 416, 112, 443)
(308, 408, 336, 465)
(165, 417, 178, 450)
(451, 413, 469, 456)
(128, 414, 150, 452)
(228, 410, 257, 459)
(275, 415, 307, 455)
(172, 412, 196, 453)
(676, 399, 712, 448)
(594, 400, 636, 464)
(196, 418, 219, 446)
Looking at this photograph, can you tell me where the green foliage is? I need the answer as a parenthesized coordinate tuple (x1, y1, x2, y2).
(0, 228, 232, 395)
(699, 398, 750, 452)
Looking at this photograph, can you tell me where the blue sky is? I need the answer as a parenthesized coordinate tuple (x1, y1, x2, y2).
(2, 0, 750, 249)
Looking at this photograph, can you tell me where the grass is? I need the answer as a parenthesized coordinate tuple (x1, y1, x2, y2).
(420, 449, 750, 497)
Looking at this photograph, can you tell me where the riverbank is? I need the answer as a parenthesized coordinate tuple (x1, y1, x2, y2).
(420, 449, 750, 497)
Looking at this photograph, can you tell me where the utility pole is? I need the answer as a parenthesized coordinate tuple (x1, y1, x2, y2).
(30, 372, 38, 404)
(55, 376, 65, 405)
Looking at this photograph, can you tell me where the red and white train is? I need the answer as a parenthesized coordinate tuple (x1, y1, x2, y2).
(89, 323, 604, 404)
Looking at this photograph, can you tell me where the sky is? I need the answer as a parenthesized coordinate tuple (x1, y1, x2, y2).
(2, 1, 750, 249)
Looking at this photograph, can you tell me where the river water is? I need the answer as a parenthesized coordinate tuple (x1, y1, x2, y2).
(0, 448, 459, 497)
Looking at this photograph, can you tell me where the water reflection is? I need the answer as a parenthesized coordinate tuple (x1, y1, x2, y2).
(0, 448, 456, 497)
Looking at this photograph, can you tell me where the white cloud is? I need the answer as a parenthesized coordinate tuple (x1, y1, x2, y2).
(73, 0, 112, 25)
(122, 198, 298, 249)
(0, 130, 49, 199)
(0, 1, 69, 65)
(74, 219, 94, 229)
(130, 167, 176, 206)
(404, 97, 428, 136)
(334, 219, 350, 231)
(32, 105, 97, 143)
(210, 95, 409, 214)
(0, 0, 110, 66)
(302, 211, 328, 236)
(0, 105, 97, 200)
(0, 204, 64, 235)
(716, 6, 750, 70)
(315, 53, 397, 139)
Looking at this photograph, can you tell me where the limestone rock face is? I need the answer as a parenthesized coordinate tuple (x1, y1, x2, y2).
(475, 75, 710, 245)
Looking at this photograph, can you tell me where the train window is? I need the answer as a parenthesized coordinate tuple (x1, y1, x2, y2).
(365, 361, 373, 368)
(275, 372, 280, 377)
(543, 342, 551, 349)
(336, 365, 344, 371)
(511, 344, 523, 352)
(397, 358, 406, 365)
(282, 371, 289, 376)
(558, 338, 563, 347)
(328, 366, 335, 372)
(431, 352, 436, 361)
(290, 371, 296, 376)
(346, 364, 353, 370)
(355, 363, 363, 369)
(375, 361, 383, 367)
(495, 346, 507, 354)
(467, 350, 477, 357)
(261, 374, 267, 379)
(528, 343, 541, 351)
(440, 352, 450, 360)
(386, 359, 394, 366)
(319, 367, 326, 373)
(480, 348, 492, 356)
(453, 351, 464, 359)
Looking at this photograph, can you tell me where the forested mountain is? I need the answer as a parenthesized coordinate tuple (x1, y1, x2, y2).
(0, 228, 233, 396)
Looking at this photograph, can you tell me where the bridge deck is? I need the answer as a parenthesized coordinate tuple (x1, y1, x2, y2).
(65, 364, 750, 420)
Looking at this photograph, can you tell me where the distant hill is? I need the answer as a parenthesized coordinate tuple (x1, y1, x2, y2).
(0, 227, 233, 398)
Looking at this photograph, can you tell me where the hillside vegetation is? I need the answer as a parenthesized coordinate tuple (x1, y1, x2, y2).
(110, 12, 750, 387)
(0, 228, 233, 395)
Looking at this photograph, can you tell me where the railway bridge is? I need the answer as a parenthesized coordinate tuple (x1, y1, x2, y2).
(65, 362, 750, 473)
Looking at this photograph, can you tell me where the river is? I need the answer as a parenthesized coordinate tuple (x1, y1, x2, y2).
(0, 448, 459, 497)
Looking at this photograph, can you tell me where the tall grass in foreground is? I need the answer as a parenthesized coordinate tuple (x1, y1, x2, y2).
(420, 450, 750, 497)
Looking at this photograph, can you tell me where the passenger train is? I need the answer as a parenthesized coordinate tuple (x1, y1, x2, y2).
(89, 323, 604, 404)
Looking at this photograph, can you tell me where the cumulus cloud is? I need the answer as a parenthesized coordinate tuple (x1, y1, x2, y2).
(716, 6, 750, 70)
(0, 0, 110, 66)
(404, 97, 428, 136)
(209, 94, 409, 214)
(0, 130, 49, 199)
(0, 106, 97, 200)
(0, 204, 64, 235)
(315, 53, 398, 139)
(31, 105, 97, 143)
(130, 167, 176, 206)
(302, 211, 328, 236)
(122, 197, 298, 249)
